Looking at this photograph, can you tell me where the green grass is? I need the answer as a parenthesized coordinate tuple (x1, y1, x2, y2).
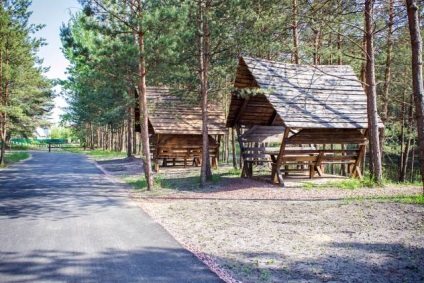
(125, 174, 171, 192)
(302, 177, 423, 190)
(64, 148, 127, 161)
(302, 178, 366, 190)
(10, 145, 31, 150)
(0, 152, 30, 168)
(346, 194, 424, 205)
(125, 166, 241, 194)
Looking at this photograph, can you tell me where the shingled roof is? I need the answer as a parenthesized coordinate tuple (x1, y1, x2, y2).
(227, 56, 384, 129)
(147, 87, 226, 135)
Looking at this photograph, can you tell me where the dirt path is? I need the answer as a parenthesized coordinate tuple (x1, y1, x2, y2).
(141, 198, 423, 283)
(96, 157, 424, 282)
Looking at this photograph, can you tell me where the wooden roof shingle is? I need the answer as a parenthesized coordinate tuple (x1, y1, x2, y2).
(228, 56, 384, 129)
(147, 87, 226, 135)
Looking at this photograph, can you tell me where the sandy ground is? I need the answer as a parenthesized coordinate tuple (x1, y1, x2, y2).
(96, 157, 424, 283)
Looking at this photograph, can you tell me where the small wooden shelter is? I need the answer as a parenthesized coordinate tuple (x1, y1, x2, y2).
(227, 56, 384, 186)
(147, 87, 226, 171)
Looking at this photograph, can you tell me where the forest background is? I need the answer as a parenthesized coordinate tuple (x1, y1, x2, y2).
(1, 0, 423, 190)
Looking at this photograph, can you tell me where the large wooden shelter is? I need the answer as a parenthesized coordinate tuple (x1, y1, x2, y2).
(227, 56, 384, 186)
(147, 87, 226, 171)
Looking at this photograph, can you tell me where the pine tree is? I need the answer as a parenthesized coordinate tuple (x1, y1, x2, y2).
(0, 0, 51, 164)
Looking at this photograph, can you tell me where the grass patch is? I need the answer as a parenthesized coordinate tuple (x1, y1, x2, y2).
(301, 177, 419, 190)
(302, 178, 366, 190)
(1, 152, 30, 168)
(125, 166, 241, 195)
(64, 148, 127, 161)
(346, 194, 424, 205)
(10, 145, 31, 150)
(125, 172, 198, 192)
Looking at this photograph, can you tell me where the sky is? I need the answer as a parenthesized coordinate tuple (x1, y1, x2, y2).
(28, 0, 81, 124)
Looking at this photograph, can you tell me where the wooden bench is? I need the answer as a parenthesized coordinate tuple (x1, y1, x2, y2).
(241, 146, 318, 178)
(241, 146, 274, 177)
(155, 145, 219, 171)
(241, 144, 365, 182)
(271, 148, 364, 180)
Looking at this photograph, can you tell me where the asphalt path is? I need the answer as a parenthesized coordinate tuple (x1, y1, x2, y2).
(0, 151, 223, 283)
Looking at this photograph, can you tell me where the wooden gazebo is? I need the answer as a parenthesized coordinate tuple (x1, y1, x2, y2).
(227, 56, 384, 186)
(147, 87, 226, 172)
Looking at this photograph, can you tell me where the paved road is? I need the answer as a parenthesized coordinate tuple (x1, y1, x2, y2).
(0, 152, 223, 283)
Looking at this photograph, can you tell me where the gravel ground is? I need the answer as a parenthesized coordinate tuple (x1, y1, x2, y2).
(96, 158, 424, 283)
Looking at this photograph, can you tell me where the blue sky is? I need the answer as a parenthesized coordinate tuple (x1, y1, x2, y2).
(28, 0, 81, 124)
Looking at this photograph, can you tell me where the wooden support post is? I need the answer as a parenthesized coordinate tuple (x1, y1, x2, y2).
(309, 164, 315, 179)
(315, 151, 325, 177)
(48, 143, 51, 152)
(236, 125, 246, 177)
(241, 161, 248, 178)
(268, 110, 279, 126)
(154, 134, 159, 172)
(272, 127, 291, 186)
(217, 135, 221, 164)
(231, 96, 250, 127)
(351, 144, 366, 179)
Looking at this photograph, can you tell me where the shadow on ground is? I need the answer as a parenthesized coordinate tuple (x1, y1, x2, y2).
(0, 246, 221, 282)
(215, 242, 424, 283)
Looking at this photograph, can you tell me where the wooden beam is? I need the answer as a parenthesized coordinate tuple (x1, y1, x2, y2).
(236, 125, 247, 177)
(351, 144, 366, 179)
(314, 151, 325, 177)
(231, 96, 250, 127)
(272, 127, 291, 186)
(154, 134, 160, 172)
(268, 110, 279, 125)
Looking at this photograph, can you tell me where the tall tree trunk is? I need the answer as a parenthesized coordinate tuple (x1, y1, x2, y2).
(399, 85, 407, 182)
(225, 132, 229, 163)
(292, 0, 300, 64)
(90, 123, 95, 150)
(410, 141, 416, 182)
(401, 137, 412, 183)
(110, 125, 113, 151)
(199, 0, 212, 186)
(119, 123, 124, 152)
(133, 109, 137, 155)
(336, 5, 346, 176)
(365, 0, 383, 184)
(126, 0, 153, 190)
(0, 48, 5, 166)
(406, 0, 424, 192)
(137, 31, 153, 190)
(380, 0, 394, 160)
(127, 107, 132, 158)
(312, 28, 322, 65)
(0, 38, 9, 165)
(101, 126, 105, 150)
(231, 127, 237, 169)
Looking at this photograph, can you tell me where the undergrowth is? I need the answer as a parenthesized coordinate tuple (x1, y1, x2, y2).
(303, 177, 423, 190)
(125, 166, 241, 193)
(346, 194, 424, 205)
(0, 152, 30, 168)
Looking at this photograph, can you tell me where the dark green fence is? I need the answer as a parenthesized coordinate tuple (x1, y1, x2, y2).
(10, 139, 67, 144)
